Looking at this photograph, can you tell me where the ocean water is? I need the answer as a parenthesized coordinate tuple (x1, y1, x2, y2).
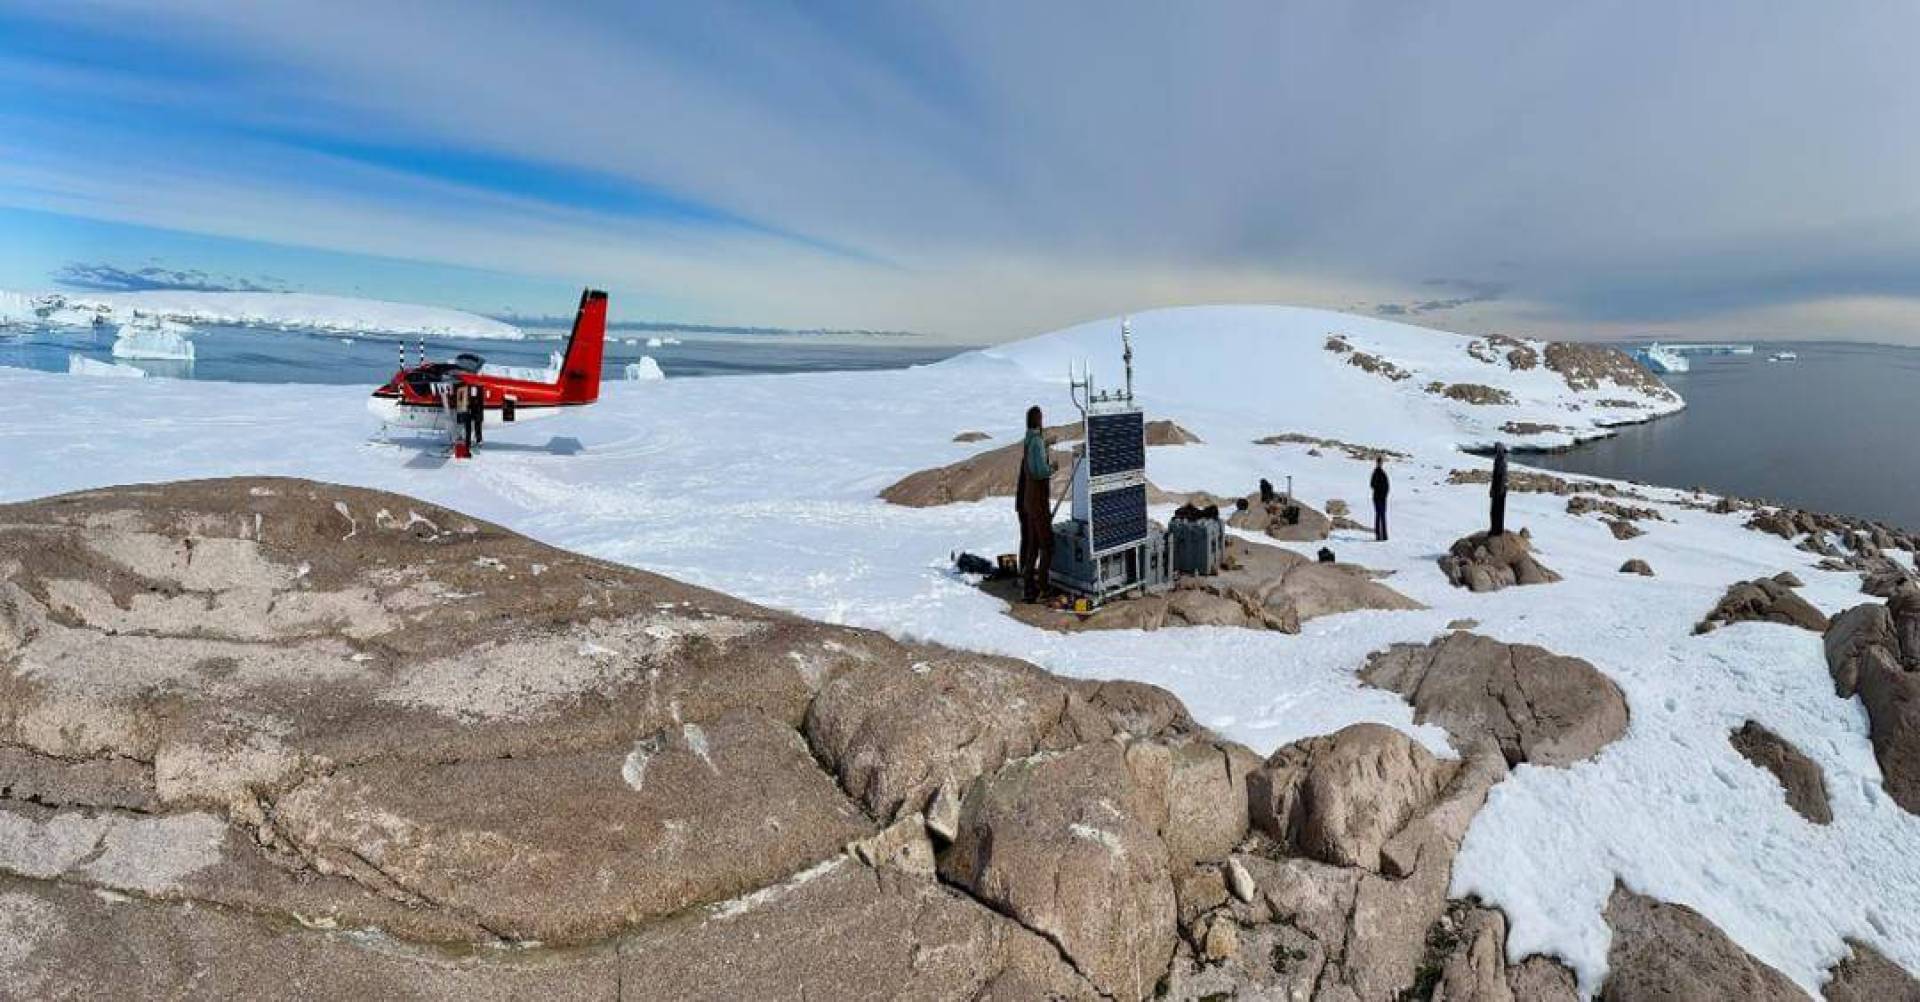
(0, 322, 966, 383)
(1530, 341, 1920, 531)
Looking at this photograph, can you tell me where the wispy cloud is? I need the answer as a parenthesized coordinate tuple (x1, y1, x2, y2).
(7, 4, 1920, 341)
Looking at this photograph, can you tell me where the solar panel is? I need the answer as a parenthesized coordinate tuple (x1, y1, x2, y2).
(1090, 483, 1148, 552)
(1086, 411, 1145, 478)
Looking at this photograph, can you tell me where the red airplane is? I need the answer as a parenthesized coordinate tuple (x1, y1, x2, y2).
(368, 288, 606, 430)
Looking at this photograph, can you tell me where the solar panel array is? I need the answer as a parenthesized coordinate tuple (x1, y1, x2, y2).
(1090, 483, 1148, 553)
(1086, 412, 1146, 478)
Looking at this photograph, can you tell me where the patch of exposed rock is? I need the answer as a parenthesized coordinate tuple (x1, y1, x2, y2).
(1254, 431, 1407, 461)
(1600, 886, 1806, 1001)
(1160, 726, 1512, 1001)
(1420, 902, 1581, 1002)
(1361, 632, 1628, 767)
(0, 477, 1283, 999)
(1426, 381, 1517, 405)
(1326, 334, 1414, 382)
(1620, 558, 1655, 576)
(1439, 530, 1563, 592)
(1823, 591, 1920, 815)
(1543, 341, 1680, 399)
(1699, 575, 1830, 633)
(879, 419, 1200, 507)
(1822, 939, 1920, 1001)
(1729, 721, 1832, 824)
(994, 535, 1421, 635)
(1569, 495, 1664, 523)
(1502, 420, 1569, 436)
(951, 430, 991, 443)
(1228, 493, 1334, 542)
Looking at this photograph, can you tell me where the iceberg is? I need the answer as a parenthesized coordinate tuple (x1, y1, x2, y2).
(111, 322, 196, 361)
(67, 354, 146, 378)
(646, 336, 664, 348)
(625, 357, 665, 381)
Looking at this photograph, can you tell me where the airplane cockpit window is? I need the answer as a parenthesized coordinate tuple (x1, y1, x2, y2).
(452, 353, 485, 373)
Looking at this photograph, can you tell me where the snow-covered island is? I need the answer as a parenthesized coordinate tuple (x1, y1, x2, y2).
(3, 288, 522, 339)
(0, 304, 1914, 1000)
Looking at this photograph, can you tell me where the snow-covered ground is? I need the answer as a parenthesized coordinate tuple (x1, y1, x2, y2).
(0, 304, 1911, 995)
(5, 289, 521, 339)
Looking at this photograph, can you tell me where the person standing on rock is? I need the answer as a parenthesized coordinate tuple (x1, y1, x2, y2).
(1370, 455, 1390, 541)
(1489, 442, 1509, 537)
(1015, 406, 1055, 602)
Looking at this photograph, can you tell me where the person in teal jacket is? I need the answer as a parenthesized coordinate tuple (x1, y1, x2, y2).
(1015, 405, 1054, 601)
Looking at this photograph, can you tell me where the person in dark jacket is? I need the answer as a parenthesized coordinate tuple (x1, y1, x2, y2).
(1489, 442, 1509, 536)
(1370, 455, 1390, 541)
(466, 382, 485, 447)
(1014, 405, 1055, 602)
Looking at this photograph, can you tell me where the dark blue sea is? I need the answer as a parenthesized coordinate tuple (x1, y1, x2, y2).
(1530, 341, 1920, 532)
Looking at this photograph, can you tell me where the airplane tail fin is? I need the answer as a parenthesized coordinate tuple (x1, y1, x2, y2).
(556, 288, 607, 404)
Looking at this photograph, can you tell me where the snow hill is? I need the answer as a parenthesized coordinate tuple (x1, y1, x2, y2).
(985, 305, 1682, 453)
(0, 303, 1913, 995)
(8, 289, 521, 340)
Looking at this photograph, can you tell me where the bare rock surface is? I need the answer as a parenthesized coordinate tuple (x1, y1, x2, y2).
(1600, 886, 1807, 1001)
(0, 477, 1243, 998)
(1423, 903, 1585, 1002)
(1729, 720, 1832, 824)
(1701, 576, 1831, 633)
(1823, 591, 1920, 815)
(1822, 939, 1920, 1002)
(879, 420, 1198, 507)
(1162, 737, 1509, 1001)
(1439, 531, 1563, 592)
(1255, 431, 1407, 462)
(618, 857, 1099, 1001)
(1361, 631, 1628, 766)
(996, 534, 1420, 635)
(939, 741, 1178, 1001)
(1247, 723, 1454, 872)
(1620, 558, 1655, 576)
(1229, 493, 1334, 541)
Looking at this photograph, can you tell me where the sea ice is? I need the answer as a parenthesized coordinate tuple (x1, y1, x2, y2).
(66, 354, 146, 378)
(111, 323, 195, 361)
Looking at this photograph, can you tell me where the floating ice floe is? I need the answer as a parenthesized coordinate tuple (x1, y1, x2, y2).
(111, 322, 196, 361)
(67, 354, 147, 378)
(625, 356, 666, 381)
(646, 336, 664, 348)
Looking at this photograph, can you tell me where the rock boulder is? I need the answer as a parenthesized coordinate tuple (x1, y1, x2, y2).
(1361, 632, 1629, 767)
(1439, 531, 1562, 592)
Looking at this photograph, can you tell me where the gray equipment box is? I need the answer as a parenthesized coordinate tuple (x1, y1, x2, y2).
(1051, 520, 1170, 604)
(1169, 516, 1224, 576)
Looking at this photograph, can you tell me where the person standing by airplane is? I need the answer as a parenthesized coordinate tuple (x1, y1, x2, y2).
(1370, 455, 1390, 541)
(451, 383, 473, 452)
(1015, 405, 1054, 602)
(466, 382, 485, 448)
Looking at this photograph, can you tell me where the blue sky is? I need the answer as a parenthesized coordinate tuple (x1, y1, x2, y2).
(6, 3, 1920, 343)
